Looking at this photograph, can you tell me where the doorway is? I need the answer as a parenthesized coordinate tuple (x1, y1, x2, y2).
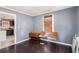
(0, 11, 16, 49)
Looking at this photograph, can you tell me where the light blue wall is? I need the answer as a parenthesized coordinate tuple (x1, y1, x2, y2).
(54, 7, 77, 44)
(33, 16, 43, 32)
(0, 7, 78, 44)
(77, 7, 79, 34)
(34, 7, 77, 44)
(0, 7, 34, 43)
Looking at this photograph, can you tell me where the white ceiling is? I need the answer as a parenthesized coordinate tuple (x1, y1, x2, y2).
(3, 6, 73, 16)
(0, 11, 15, 19)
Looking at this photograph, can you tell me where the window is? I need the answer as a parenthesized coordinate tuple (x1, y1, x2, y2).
(43, 15, 54, 32)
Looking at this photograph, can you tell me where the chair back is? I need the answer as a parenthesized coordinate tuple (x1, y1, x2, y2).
(72, 35, 79, 53)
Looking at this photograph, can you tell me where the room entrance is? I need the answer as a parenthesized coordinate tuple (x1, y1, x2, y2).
(0, 11, 16, 49)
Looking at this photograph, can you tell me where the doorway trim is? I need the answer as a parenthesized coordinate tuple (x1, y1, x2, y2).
(43, 14, 54, 32)
(0, 11, 16, 45)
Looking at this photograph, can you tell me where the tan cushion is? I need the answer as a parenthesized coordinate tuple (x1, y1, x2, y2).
(39, 32, 45, 36)
(50, 32, 58, 40)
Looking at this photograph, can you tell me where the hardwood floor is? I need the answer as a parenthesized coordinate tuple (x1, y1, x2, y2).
(0, 40, 72, 53)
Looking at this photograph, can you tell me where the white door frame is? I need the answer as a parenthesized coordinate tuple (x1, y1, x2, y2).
(42, 14, 54, 32)
(0, 11, 16, 44)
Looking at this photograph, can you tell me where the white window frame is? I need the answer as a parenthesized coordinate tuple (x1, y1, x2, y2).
(43, 14, 54, 32)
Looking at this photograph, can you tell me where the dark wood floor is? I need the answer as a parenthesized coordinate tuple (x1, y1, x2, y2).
(0, 40, 72, 53)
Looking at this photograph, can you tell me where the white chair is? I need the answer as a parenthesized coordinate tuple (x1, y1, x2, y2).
(76, 37, 79, 53)
(72, 35, 79, 53)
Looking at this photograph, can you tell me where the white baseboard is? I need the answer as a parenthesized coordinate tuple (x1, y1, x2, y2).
(16, 38, 29, 44)
(16, 38, 72, 47)
(42, 39, 72, 47)
(54, 41, 72, 47)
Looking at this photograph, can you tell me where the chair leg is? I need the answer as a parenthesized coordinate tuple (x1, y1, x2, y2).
(76, 42, 79, 53)
(72, 39, 76, 53)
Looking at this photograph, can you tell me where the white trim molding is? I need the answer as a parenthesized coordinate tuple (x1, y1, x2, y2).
(52, 14, 54, 32)
(42, 15, 44, 32)
(1, 6, 29, 16)
(42, 14, 54, 32)
(42, 39, 72, 47)
(16, 38, 29, 44)
(0, 11, 16, 45)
